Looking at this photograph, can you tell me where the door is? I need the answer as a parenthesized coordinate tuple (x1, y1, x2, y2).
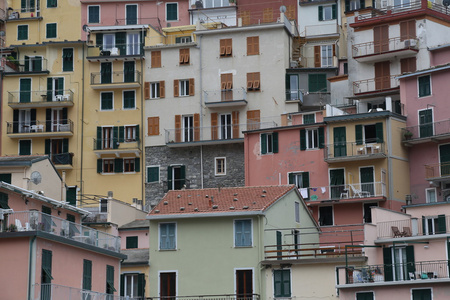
(124, 61, 135, 83)
(127, 33, 140, 55)
(373, 25, 389, 53)
(330, 169, 345, 199)
(375, 61, 390, 90)
(360, 167, 375, 196)
(220, 114, 232, 140)
(103, 127, 113, 149)
(393, 247, 408, 280)
(440, 144, 450, 177)
(20, 78, 31, 103)
(101, 62, 112, 84)
(19, 110, 31, 133)
(42, 205, 52, 232)
(363, 202, 378, 223)
(236, 269, 253, 299)
(126, 5, 138, 25)
(47, 77, 64, 101)
(160, 272, 176, 300)
(333, 127, 346, 157)
(183, 116, 193, 142)
(419, 109, 433, 138)
(52, 109, 62, 132)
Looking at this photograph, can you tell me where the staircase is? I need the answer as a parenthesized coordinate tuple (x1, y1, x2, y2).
(292, 36, 306, 67)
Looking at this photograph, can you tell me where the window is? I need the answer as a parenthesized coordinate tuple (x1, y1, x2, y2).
(419, 109, 433, 138)
(400, 20, 416, 40)
(274, 269, 291, 298)
(18, 25, 28, 40)
(295, 202, 300, 223)
(418, 75, 431, 97)
(101, 92, 114, 111)
(383, 246, 415, 281)
(289, 172, 310, 199)
(261, 132, 278, 154)
(319, 206, 333, 226)
(127, 33, 140, 55)
(147, 166, 160, 183)
(355, 123, 383, 144)
(23, 56, 42, 72)
(124, 61, 135, 82)
(151, 82, 160, 98)
(221, 73, 233, 101)
(41, 250, 53, 300)
(247, 36, 259, 55)
(100, 199, 108, 213)
(412, 289, 432, 300)
(160, 272, 176, 298)
(204, 0, 230, 8)
(147, 117, 160, 136)
(122, 274, 145, 298)
(247, 72, 260, 91)
(103, 34, 115, 51)
(21, 0, 35, 12)
(182, 115, 194, 142)
(160, 223, 176, 250)
(88, 5, 100, 23)
(400, 57, 416, 74)
(356, 292, 374, 300)
(46, 23, 57, 39)
(236, 269, 253, 297)
(168, 165, 185, 190)
(321, 45, 333, 67)
(286, 74, 300, 100)
(124, 125, 137, 142)
(179, 48, 190, 65)
(47, 0, 57, 8)
(19, 78, 32, 103)
(62, 48, 73, 72)
(166, 3, 178, 21)
(318, 4, 336, 21)
(151, 51, 161, 68)
(215, 157, 226, 176)
(126, 4, 138, 25)
(303, 114, 315, 124)
(101, 62, 112, 84)
(175, 36, 192, 43)
(19, 140, 32, 155)
(123, 91, 136, 109)
(45, 138, 70, 165)
(426, 188, 437, 203)
(102, 159, 115, 173)
(106, 265, 115, 295)
(394, 0, 411, 8)
(363, 202, 378, 223)
(235, 219, 252, 247)
(126, 236, 138, 249)
(330, 168, 345, 198)
(345, 0, 365, 11)
(83, 260, 92, 292)
(220, 38, 232, 57)
(300, 128, 324, 150)
(175, 79, 194, 97)
(124, 158, 136, 172)
(219, 113, 232, 140)
(423, 215, 446, 235)
(308, 74, 327, 92)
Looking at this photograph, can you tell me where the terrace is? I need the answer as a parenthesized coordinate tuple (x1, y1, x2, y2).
(324, 141, 386, 162)
(352, 37, 418, 63)
(402, 119, 450, 145)
(6, 120, 74, 137)
(376, 216, 450, 240)
(34, 283, 137, 300)
(353, 75, 399, 95)
(203, 88, 247, 108)
(8, 90, 74, 108)
(3, 57, 49, 74)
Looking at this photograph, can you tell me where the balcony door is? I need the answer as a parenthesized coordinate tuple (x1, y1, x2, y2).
(19, 109, 31, 133)
(333, 127, 346, 157)
(236, 269, 253, 299)
(375, 61, 390, 90)
(52, 109, 63, 132)
(360, 167, 374, 196)
(19, 78, 31, 103)
(419, 109, 433, 138)
(160, 272, 176, 300)
(440, 144, 450, 177)
(373, 25, 389, 53)
(182, 115, 193, 142)
(383, 246, 415, 281)
(124, 61, 135, 83)
(220, 113, 232, 140)
(47, 77, 64, 101)
(102, 127, 114, 149)
(330, 169, 345, 199)
(101, 62, 112, 84)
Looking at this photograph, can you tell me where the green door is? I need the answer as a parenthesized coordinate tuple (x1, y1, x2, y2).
(330, 169, 345, 199)
(126, 5, 137, 25)
(440, 144, 450, 177)
(419, 109, 433, 138)
(124, 61, 135, 83)
(333, 127, 347, 157)
(360, 167, 374, 196)
(101, 63, 112, 84)
(20, 78, 31, 103)
(276, 231, 282, 260)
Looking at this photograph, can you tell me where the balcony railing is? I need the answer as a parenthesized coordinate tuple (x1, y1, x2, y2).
(114, 17, 160, 28)
(147, 295, 260, 300)
(402, 119, 450, 142)
(33, 284, 136, 300)
(2, 211, 121, 252)
(50, 153, 74, 166)
(6, 120, 74, 135)
(353, 75, 399, 94)
(165, 121, 278, 144)
(301, 23, 339, 37)
(3, 57, 49, 73)
(7, 8, 40, 20)
(301, 182, 386, 202)
(324, 141, 386, 161)
(377, 216, 450, 239)
(90, 71, 141, 85)
(425, 163, 450, 180)
(340, 260, 449, 285)
(352, 37, 418, 57)
(150, 34, 196, 46)
(203, 88, 247, 106)
(8, 90, 74, 105)
(88, 43, 143, 57)
(93, 139, 140, 151)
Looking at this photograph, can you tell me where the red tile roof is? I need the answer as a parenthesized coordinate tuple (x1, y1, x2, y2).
(148, 185, 297, 218)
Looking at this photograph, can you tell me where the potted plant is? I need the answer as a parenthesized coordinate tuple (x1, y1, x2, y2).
(5, 56, 20, 71)
(8, 224, 17, 232)
(404, 130, 413, 140)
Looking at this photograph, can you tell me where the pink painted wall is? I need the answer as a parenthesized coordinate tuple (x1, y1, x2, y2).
(119, 229, 149, 250)
(291, 111, 325, 126)
(430, 47, 450, 67)
(339, 284, 450, 300)
(0, 238, 30, 300)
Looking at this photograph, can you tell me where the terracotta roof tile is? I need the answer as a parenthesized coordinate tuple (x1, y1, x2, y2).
(148, 185, 297, 217)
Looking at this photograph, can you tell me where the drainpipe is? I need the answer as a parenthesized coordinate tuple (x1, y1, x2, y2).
(386, 117, 393, 208)
(28, 236, 36, 300)
(198, 34, 204, 189)
(80, 42, 86, 197)
(140, 28, 145, 205)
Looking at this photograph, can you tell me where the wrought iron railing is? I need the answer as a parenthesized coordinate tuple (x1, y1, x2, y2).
(91, 70, 141, 85)
(352, 37, 418, 57)
(353, 75, 399, 94)
(377, 216, 450, 239)
(402, 119, 450, 141)
(8, 89, 74, 104)
(93, 139, 140, 151)
(3, 57, 49, 73)
(324, 141, 386, 160)
(6, 120, 74, 134)
(425, 162, 450, 180)
(203, 88, 247, 104)
(303, 182, 387, 203)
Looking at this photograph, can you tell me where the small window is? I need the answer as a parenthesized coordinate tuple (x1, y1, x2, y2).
(18, 25, 28, 40)
(261, 132, 278, 154)
(166, 3, 178, 21)
(308, 74, 327, 93)
(321, 45, 333, 67)
(274, 269, 291, 298)
(19, 140, 32, 155)
(100, 92, 114, 111)
(356, 292, 374, 300)
(424, 215, 446, 235)
(124, 125, 137, 142)
(220, 38, 232, 57)
(179, 80, 190, 96)
(319, 4, 336, 21)
(160, 223, 176, 250)
(303, 114, 315, 124)
(426, 188, 437, 203)
(62, 48, 73, 72)
(168, 165, 185, 190)
(179, 48, 190, 65)
(147, 117, 160, 136)
(215, 157, 226, 176)
(247, 72, 260, 91)
(47, 0, 57, 8)
(235, 219, 252, 247)
(123, 91, 136, 109)
(147, 166, 160, 183)
(289, 172, 310, 199)
(418, 75, 431, 97)
(295, 202, 300, 223)
(247, 36, 259, 56)
(124, 158, 136, 172)
(151, 82, 160, 99)
(319, 206, 333, 226)
(100, 199, 108, 213)
(412, 289, 432, 300)
(126, 236, 138, 249)
(103, 159, 115, 173)
(151, 51, 161, 68)
(46, 23, 57, 39)
(88, 5, 100, 23)
(176, 36, 192, 44)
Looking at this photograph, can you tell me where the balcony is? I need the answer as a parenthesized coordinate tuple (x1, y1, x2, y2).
(50, 153, 74, 168)
(164, 121, 278, 147)
(34, 284, 136, 300)
(285, 89, 304, 103)
(339, 260, 450, 285)
(301, 23, 340, 37)
(352, 37, 418, 63)
(93, 139, 140, 157)
(8, 90, 74, 108)
(6, 8, 41, 21)
(148, 33, 197, 47)
(203, 88, 247, 108)
(86, 43, 143, 59)
(402, 119, 450, 145)
(114, 17, 160, 28)
(303, 182, 386, 203)
(353, 75, 399, 95)
(6, 120, 74, 138)
(3, 57, 49, 74)
(1, 210, 121, 252)
(376, 217, 450, 240)
(425, 163, 450, 183)
(90, 71, 141, 89)
(324, 141, 386, 162)
(143, 295, 259, 300)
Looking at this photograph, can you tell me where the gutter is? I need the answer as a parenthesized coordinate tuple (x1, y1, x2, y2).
(397, 64, 450, 79)
(147, 210, 265, 220)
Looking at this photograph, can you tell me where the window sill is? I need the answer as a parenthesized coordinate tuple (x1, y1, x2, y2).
(159, 248, 177, 251)
(215, 173, 226, 176)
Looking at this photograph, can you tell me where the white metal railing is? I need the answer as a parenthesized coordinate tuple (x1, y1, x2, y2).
(352, 37, 418, 57)
(305, 182, 387, 201)
(353, 75, 399, 94)
(34, 283, 141, 300)
(203, 88, 247, 104)
(377, 216, 450, 239)
(2, 211, 120, 252)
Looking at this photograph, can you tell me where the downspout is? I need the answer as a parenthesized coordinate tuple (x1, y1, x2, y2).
(140, 29, 145, 205)
(386, 117, 393, 209)
(28, 236, 37, 300)
(198, 34, 204, 189)
(258, 215, 264, 299)
(80, 42, 86, 196)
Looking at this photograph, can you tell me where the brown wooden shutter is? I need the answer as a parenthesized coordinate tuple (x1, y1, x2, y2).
(147, 117, 159, 136)
(232, 111, 240, 139)
(211, 113, 218, 140)
(247, 73, 253, 90)
(247, 110, 260, 130)
(175, 115, 181, 142)
(263, 8, 273, 23)
(185, 48, 190, 64)
(179, 49, 184, 64)
(253, 36, 259, 55)
(189, 78, 195, 96)
(286, 5, 295, 19)
(254, 72, 260, 90)
(152, 51, 161, 68)
(400, 20, 416, 41)
(408, 20, 416, 39)
(241, 10, 250, 26)
(194, 113, 200, 141)
(220, 39, 226, 56)
(400, 57, 416, 74)
(332, 44, 336, 57)
(314, 46, 321, 67)
(144, 82, 150, 99)
(247, 37, 253, 56)
(375, 61, 390, 90)
(174, 80, 179, 97)
(160, 81, 165, 98)
(226, 39, 232, 56)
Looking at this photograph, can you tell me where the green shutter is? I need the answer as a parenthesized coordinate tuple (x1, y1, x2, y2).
(33, 57, 42, 71)
(438, 214, 446, 234)
(42, 249, 53, 282)
(318, 6, 323, 21)
(62, 138, 69, 153)
(83, 260, 92, 290)
(113, 127, 119, 149)
(375, 122, 384, 142)
(120, 274, 125, 296)
(45, 139, 50, 155)
(106, 265, 116, 293)
(19, 140, 31, 155)
(46, 109, 52, 132)
(116, 32, 126, 55)
(300, 129, 306, 151)
(46, 23, 57, 38)
(96, 33, 103, 49)
(119, 126, 124, 143)
(63, 49, 73, 72)
(137, 273, 145, 297)
(24, 56, 30, 71)
(115, 158, 123, 173)
(167, 166, 173, 190)
(288, 173, 294, 184)
(180, 165, 186, 187)
(303, 172, 310, 187)
(96, 127, 102, 150)
(383, 247, 393, 281)
(97, 159, 102, 173)
(406, 245, 415, 274)
(360, 0, 366, 9)
(126, 236, 138, 249)
(19, 78, 31, 103)
(261, 134, 267, 154)
(135, 158, 140, 172)
(66, 188, 76, 206)
(422, 216, 426, 235)
(345, 0, 350, 11)
(273, 132, 279, 153)
(135, 125, 140, 142)
(47, 78, 53, 100)
(318, 127, 324, 149)
(274, 269, 291, 297)
(332, 4, 337, 19)
(355, 125, 363, 145)
(31, 109, 36, 126)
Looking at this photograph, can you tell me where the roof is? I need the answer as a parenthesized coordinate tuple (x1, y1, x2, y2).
(119, 219, 149, 230)
(397, 63, 450, 79)
(147, 185, 297, 220)
(121, 248, 149, 265)
(0, 155, 49, 167)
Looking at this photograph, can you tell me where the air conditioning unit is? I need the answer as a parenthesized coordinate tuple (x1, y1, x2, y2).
(404, 39, 417, 48)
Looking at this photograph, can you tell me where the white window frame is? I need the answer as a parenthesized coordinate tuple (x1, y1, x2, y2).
(179, 79, 189, 97)
(124, 125, 137, 142)
(261, 132, 275, 154)
(234, 268, 255, 296)
(158, 270, 178, 298)
(424, 216, 439, 235)
(150, 82, 160, 99)
(215, 157, 226, 176)
(220, 113, 232, 140)
(24, 56, 43, 72)
(306, 128, 319, 149)
(126, 32, 140, 55)
(165, 2, 179, 21)
(321, 45, 333, 67)
(426, 188, 437, 203)
(123, 157, 136, 173)
(122, 273, 139, 297)
(272, 268, 292, 298)
(103, 34, 116, 51)
(322, 5, 333, 20)
(122, 90, 136, 110)
(182, 115, 194, 142)
(203, 0, 230, 8)
(349, 0, 361, 10)
(234, 219, 253, 247)
(87, 5, 100, 24)
(418, 74, 432, 98)
(147, 165, 160, 183)
(100, 91, 114, 111)
(303, 113, 316, 124)
(159, 222, 177, 250)
(295, 201, 300, 223)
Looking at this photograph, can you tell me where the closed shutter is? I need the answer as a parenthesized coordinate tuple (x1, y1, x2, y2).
(160, 81, 165, 98)
(345, 0, 350, 11)
(314, 46, 321, 67)
(83, 260, 92, 291)
(24, 56, 30, 71)
(116, 32, 126, 55)
(232, 111, 239, 139)
(135, 158, 140, 172)
(137, 274, 145, 297)
(383, 247, 393, 281)
(273, 132, 279, 153)
(97, 159, 102, 173)
(47, 78, 53, 100)
(175, 115, 181, 142)
(194, 113, 200, 141)
(438, 214, 446, 234)
(96, 33, 103, 49)
(211, 113, 218, 140)
(174, 80, 179, 97)
(42, 249, 53, 283)
(144, 82, 150, 99)
(360, 0, 365, 8)
(106, 265, 116, 293)
(114, 158, 123, 173)
(318, 127, 324, 149)
(400, 20, 416, 41)
(96, 127, 102, 149)
(62, 108, 67, 124)
(220, 39, 226, 56)
(180, 165, 186, 187)
(288, 173, 294, 184)
(318, 6, 323, 21)
(189, 78, 195, 96)
(300, 129, 306, 151)
(147, 117, 159, 136)
(45, 139, 51, 155)
(375, 122, 384, 142)
(246, 110, 260, 130)
(113, 126, 119, 149)
(261, 134, 267, 154)
(62, 138, 69, 153)
(332, 4, 337, 19)
(167, 166, 173, 190)
(401, 57, 416, 74)
(152, 51, 161, 68)
(119, 126, 124, 143)
(135, 125, 140, 142)
(120, 274, 125, 297)
(31, 109, 36, 126)
(406, 245, 415, 274)
(263, 7, 273, 23)
(13, 110, 19, 133)
(355, 125, 363, 145)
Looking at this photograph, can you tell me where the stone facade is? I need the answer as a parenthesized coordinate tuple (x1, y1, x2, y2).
(145, 143, 245, 208)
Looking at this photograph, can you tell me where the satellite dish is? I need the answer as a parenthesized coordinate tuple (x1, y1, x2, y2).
(280, 5, 287, 13)
(443, 0, 450, 6)
(30, 171, 42, 185)
(82, 24, 88, 32)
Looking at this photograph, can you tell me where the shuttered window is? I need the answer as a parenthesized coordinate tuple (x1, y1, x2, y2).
(247, 72, 260, 91)
(47, 0, 57, 8)
(18, 25, 28, 40)
(123, 91, 135, 109)
(418, 75, 431, 97)
(400, 57, 416, 74)
(235, 219, 252, 247)
(151, 51, 161, 68)
(400, 20, 416, 41)
(247, 36, 259, 56)
(148, 117, 160, 136)
(126, 236, 138, 249)
(220, 39, 232, 57)
(83, 260, 92, 291)
(106, 265, 116, 294)
(179, 48, 190, 65)
(261, 132, 278, 154)
(19, 140, 32, 155)
(308, 74, 327, 92)
(88, 6, 100, 23)
(46, 23, 57, 39)
(160, 223, 176, 250)
(274, 269, 291, 297)
(101, 92, 113, 110)
(62, 48, 73, 72)
(147, 166, 159, 183)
